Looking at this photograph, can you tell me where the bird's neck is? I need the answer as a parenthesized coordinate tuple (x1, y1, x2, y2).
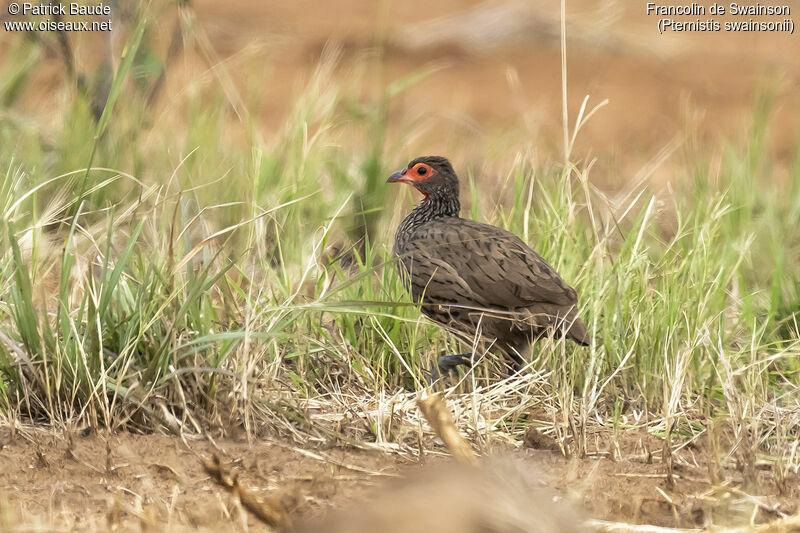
(394, 194, 460, 254)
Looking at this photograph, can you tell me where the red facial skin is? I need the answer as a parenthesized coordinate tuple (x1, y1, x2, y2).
(388, 163, 436, 199)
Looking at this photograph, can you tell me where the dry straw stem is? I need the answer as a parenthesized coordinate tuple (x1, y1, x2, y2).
(417, 393, 478, 466)
(590, 522, 703, 532)
(590, 511, 800, 532)
(201, 454, 291, 529)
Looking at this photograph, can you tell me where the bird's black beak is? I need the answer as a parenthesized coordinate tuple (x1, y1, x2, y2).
(387, 169, 408, 183)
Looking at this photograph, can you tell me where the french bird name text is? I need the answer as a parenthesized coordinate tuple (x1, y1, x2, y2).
(646, 3, 791, 16)
(646, 2, 794, 33)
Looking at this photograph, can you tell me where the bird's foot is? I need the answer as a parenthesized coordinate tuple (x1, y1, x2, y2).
(428, 353, 474, 385)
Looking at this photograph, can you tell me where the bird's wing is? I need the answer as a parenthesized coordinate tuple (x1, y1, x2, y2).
(402, 218, 577, 309)
(399, 249, 479, 306)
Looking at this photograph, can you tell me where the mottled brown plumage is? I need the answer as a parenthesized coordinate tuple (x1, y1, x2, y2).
(388, 156, 591, 375)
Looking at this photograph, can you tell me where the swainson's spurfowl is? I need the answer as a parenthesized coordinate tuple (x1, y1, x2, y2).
(388, 156, 592, 379)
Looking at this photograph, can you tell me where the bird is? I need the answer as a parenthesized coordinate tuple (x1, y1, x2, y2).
(387, 156, 593, 380)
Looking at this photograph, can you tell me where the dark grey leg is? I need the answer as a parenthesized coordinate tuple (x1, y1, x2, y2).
(428, 353, 474, 384)
(507, 352, 525, 374)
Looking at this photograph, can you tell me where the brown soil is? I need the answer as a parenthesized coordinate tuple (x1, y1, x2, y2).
(0, 426, 405, 531)
(1, 425, 798, 531)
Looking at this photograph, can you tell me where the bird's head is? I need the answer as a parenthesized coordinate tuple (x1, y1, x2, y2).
(387, 156, 459, 200)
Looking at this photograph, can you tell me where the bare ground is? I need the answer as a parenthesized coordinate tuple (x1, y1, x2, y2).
(1, 424, 798, 531)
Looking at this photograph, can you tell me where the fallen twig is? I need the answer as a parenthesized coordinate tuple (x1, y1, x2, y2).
(201, 454, 291, 529)
(417, 393, 478, 466)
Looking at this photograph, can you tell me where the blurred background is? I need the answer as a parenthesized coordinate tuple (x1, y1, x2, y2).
(3, 0, 799, 189)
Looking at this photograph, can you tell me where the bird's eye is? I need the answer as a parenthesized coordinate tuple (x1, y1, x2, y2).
(417, 166, 427, 176)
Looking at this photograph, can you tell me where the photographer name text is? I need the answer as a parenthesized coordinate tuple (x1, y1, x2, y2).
(5, 2, 113, 32)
